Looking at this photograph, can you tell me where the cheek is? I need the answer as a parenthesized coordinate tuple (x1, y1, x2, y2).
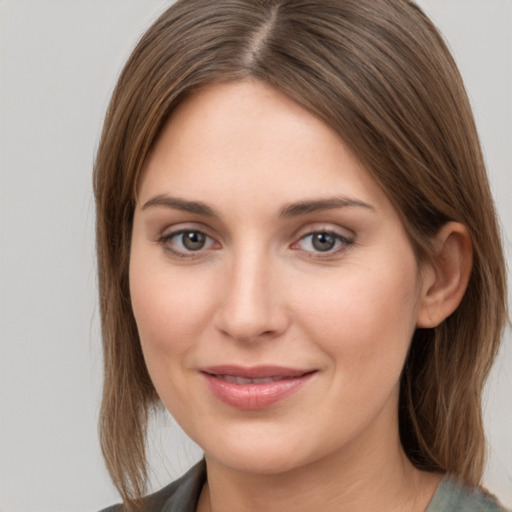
(295, 258, 421, 374)
(129, 255, 220, 418)
(129, 254, 216, 363)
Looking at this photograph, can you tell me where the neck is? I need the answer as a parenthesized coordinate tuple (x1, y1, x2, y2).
(197, 410, 441, 512)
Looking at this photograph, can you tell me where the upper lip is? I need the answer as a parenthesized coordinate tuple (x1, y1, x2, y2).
(200, 365, 315, 379)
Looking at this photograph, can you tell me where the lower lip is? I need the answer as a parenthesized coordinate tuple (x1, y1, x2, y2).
(202, 372, 314, 410)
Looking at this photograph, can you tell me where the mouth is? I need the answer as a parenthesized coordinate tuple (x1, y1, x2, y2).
(214, 375, 292, 384)
(200, 365, 316, 410)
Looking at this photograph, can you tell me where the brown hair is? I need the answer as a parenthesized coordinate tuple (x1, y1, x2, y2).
(93, 0, 508, 509)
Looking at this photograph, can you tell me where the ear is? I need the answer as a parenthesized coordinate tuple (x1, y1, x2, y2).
(416, 222, 473, 328)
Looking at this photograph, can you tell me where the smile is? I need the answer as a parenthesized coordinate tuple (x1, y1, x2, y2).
(200, 366, 316, 410)
(215, 375, 288, 384)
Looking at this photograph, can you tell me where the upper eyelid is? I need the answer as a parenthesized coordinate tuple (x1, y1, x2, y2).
(160, 228, 217, 245)
(159, 223, 216, 239)
(298, 228, 352, 238)
(292, 231, 353, 248)
(156, 222, 354, 245)
(161, 226, 208, 237)
(292, 222, 354, 240)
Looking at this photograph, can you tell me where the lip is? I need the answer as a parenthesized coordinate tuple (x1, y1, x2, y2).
(200, 365, 316, 410)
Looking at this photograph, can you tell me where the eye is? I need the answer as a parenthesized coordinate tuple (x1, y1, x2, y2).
(293, 230, 353, 254)
(159, 229, 217, 256)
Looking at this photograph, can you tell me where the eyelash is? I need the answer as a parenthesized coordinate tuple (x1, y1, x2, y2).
(158, 229, 217, 258)
(157, 228, 354, 259)
(291, 230, 354, 256)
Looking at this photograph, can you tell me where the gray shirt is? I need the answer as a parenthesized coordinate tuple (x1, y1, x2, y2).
(101, 461, 510, 512)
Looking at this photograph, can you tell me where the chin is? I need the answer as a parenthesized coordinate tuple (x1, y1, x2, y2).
(194, 422, 338, 477)
(205, 446, 312, 476)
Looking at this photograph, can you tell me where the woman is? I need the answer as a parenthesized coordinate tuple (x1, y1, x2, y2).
(94, 1, 509, 511)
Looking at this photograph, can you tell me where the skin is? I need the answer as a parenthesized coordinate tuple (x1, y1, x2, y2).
(130, 80, 471, 512)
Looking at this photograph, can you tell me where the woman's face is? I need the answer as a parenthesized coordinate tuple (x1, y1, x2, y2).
(130, 80, 430, 475)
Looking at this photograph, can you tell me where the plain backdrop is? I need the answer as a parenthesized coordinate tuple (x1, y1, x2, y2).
(0, 1, 511, 511)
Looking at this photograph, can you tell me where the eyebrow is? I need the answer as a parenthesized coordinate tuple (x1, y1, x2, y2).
(141, 195, 218, 217)
(279, 197, 375, 217)
(141, 194, 375, 218)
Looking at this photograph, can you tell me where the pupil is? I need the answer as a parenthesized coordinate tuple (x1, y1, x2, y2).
(183, 231, 205, 250)
(312, 233, 335, 252)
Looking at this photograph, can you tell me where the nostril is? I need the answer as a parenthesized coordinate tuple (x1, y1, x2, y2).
(217, 326, 278, 343)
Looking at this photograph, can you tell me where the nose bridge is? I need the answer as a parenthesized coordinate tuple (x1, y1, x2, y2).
(215, 242, 286, 342)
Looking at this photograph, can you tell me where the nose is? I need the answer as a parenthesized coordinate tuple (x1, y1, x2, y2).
(214, 248, 290, 343)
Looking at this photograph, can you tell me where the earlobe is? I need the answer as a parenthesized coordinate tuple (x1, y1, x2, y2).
(416, 222, 473, 328)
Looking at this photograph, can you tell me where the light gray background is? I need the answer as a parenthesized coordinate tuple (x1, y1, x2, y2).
(0, 1, 510, 511)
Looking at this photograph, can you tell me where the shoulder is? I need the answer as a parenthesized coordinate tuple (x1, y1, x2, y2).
(98, 460, 206, 512)
(427, 474, 510, 512)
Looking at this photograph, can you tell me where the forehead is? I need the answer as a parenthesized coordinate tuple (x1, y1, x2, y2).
(138, 80, 393, 218)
